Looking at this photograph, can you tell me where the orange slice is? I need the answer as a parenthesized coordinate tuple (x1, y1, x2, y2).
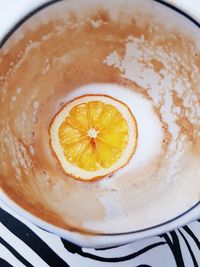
(50, 94, 137, 181)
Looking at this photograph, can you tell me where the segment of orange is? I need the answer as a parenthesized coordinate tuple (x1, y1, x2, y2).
(49, 94, 138, 181)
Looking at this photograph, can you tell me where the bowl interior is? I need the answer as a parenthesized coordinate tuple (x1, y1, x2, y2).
(0, 0, 200, 236)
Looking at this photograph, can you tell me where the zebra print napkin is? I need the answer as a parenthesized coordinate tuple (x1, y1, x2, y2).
(0, 204, 199, 267)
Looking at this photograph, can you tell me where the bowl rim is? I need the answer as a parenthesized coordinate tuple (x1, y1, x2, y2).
(0, 0, 200, 237)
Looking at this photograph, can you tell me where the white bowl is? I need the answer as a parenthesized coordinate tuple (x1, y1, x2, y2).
(0, 0, 200, 248)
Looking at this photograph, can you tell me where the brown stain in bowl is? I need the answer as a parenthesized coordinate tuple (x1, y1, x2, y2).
(172, 90, 199, 142)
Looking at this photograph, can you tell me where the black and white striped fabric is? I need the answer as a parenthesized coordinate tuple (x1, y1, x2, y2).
(0, 203, 199, 267)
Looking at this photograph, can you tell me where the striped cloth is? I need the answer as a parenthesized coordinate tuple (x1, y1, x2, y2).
(0, 203, 199, 267)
